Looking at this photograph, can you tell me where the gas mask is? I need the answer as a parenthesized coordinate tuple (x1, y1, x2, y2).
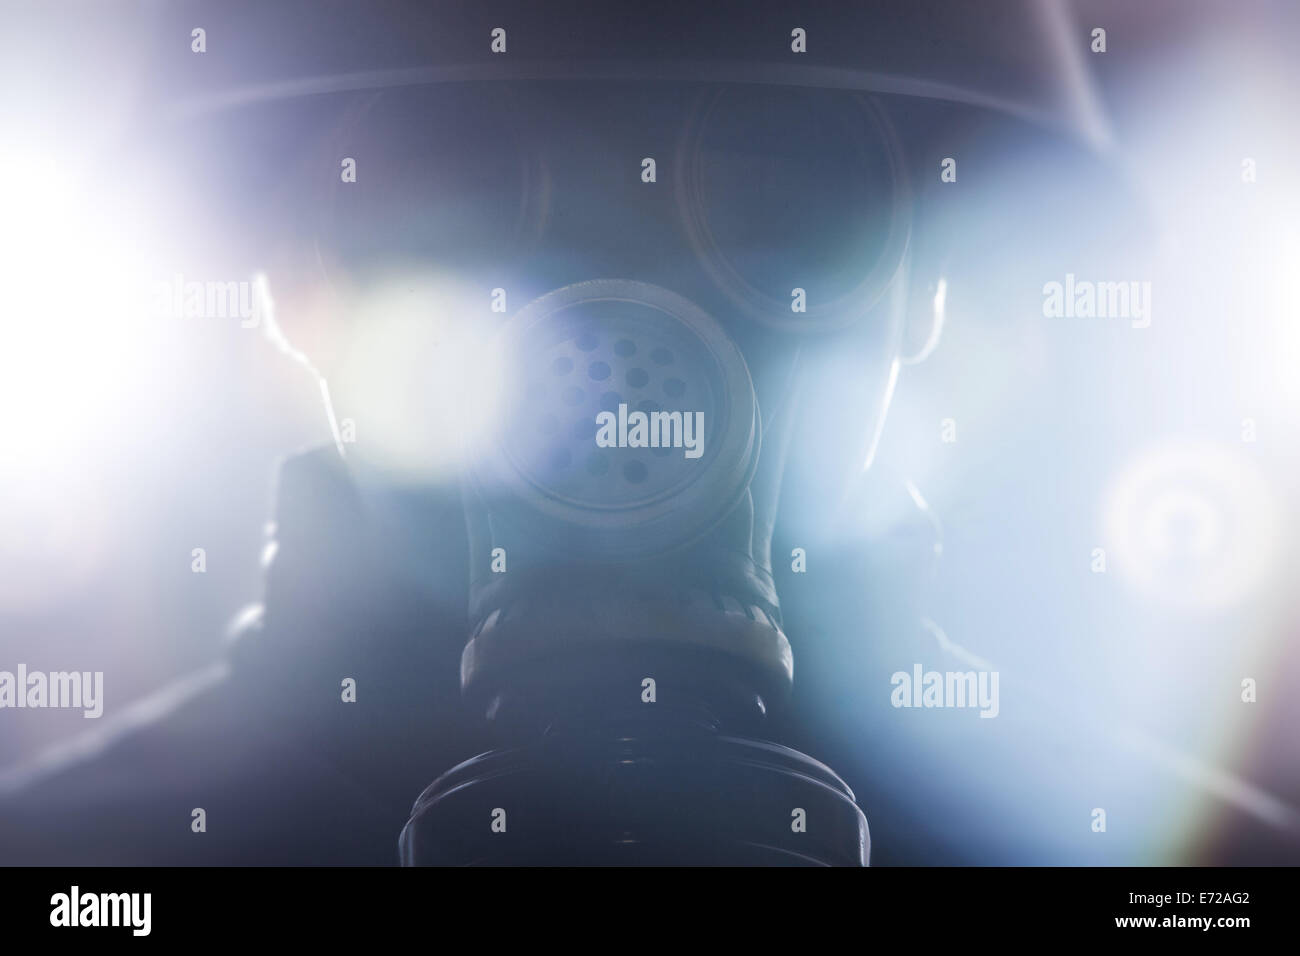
(277, 80, 925, 865)
(293, 82, 920, 739)
(151, 22, 972, 855)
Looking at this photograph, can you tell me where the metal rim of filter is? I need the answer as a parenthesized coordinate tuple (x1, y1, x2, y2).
(674, 87, 912, 334)
(472, 279, 760, 559)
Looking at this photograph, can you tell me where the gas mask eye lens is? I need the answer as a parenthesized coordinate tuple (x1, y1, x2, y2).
(677, 87, 910, 332)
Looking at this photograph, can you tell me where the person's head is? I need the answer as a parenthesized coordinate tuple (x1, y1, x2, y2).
(139, 1, 1108, 726)
(251, 77, 947, 724)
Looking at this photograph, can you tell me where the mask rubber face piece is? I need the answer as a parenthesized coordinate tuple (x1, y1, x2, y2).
(472, 279, 760, 561)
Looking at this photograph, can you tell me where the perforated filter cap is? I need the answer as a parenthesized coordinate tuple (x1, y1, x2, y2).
(472, 279, 760, 558)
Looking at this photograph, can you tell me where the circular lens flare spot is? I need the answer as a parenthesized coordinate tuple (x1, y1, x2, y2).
(1103, 442, 1281, 610)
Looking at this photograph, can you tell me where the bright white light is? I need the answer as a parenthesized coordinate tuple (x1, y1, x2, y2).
(1265, 227, 1300, 409)
(335, 274, 509, 482)
(0, 156, 152, 461)
(0, 154, 158, 609)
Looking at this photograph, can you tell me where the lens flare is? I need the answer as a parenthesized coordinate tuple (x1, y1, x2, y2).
(1103, 441, 1282, 610)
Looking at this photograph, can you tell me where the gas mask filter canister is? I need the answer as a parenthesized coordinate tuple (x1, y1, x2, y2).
(460, 279, 792, 724)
